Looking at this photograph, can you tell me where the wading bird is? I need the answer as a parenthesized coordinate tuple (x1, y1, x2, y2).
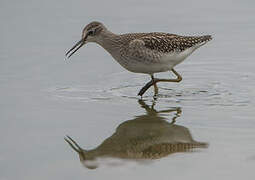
(66, 21, 212, 96)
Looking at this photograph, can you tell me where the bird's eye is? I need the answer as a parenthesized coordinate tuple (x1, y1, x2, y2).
(87, 30, 94, 36)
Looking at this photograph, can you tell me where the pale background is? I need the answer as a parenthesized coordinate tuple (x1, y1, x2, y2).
(0, 0, 255, 179)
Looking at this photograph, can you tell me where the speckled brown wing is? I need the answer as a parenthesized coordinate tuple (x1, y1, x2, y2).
(126, 142, 208, 159)
(127, 33, 212, 63)
(140, 33, 212, 53)
(127, 38, 164, 63)
(140, 142, 208, 159)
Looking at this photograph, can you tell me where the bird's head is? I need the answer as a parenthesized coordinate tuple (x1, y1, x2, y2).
(66, 21, 106, 58)
(64, 135, 98, 169)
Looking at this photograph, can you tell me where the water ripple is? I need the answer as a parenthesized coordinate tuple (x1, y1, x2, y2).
(48, 79, 251, 107)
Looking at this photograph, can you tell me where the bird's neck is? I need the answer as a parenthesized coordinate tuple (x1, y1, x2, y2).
(96, 30, 121, 54)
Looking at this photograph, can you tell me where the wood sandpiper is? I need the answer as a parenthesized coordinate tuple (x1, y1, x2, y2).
(66, 21, 212, 96)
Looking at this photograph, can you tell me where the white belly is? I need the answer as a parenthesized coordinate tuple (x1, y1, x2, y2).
(112, 41, 206, 74)
(127, 46, 198, 74)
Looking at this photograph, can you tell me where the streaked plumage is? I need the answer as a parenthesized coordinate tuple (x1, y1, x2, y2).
(114, 33, 212, 74)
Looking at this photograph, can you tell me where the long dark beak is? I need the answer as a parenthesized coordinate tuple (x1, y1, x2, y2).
(65, 39, 85, 58)
(64, 135, 86, 159)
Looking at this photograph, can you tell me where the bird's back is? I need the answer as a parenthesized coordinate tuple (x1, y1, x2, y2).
(119, 32, 212, 53)
(114, 32, 212, 74)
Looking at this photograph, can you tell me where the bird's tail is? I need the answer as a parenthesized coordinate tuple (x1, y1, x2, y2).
(192, 35, 212, 48)
(200, 35, 213, 42)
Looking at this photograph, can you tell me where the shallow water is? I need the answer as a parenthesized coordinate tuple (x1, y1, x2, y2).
(1, 0, 255, 179)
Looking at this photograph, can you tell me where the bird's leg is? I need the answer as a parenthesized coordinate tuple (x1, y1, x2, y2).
(170, 107, 182, 124)
(156, 68, 182, 83)
(138, 68, 182, 96)
(138, 75, 155, 96)
(151, 75, 159, 96)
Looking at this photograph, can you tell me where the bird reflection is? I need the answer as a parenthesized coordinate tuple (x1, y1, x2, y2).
(65, 100, 208, 169)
